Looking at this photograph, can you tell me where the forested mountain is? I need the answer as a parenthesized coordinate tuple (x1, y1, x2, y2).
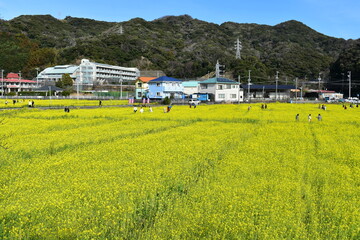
(0, 14, 359, 94)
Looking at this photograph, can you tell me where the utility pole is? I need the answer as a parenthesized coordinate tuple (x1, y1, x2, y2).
(348, 71, 351, 98)
(238, 75, 241, 103)
(248, 70, 251, 102)
(318, 73, 321, 92)
(1, 69, 4, 97)
(36, 68, 40, 87)
(295, 77, 298, 102)
(120, 76, 123, 100)
(275, 71, 279, 101)
(262, 86, 265, 100)
(77, 66, 81, 101)
(235, 38, 242, 59)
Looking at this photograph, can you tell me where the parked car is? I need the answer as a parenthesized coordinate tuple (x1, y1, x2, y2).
(188, 99, 200, 105)
(345, 97, 359, 103)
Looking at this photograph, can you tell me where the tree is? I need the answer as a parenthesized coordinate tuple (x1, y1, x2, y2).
(56, 74, 73, 89)
(230, 56, 269, 83)
(162, 96, 171, 105)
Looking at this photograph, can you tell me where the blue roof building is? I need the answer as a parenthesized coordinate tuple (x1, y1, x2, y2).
(148, 76, 184, 99)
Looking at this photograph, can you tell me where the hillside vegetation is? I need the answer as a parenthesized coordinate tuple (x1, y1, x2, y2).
(0, 15, 359, 90)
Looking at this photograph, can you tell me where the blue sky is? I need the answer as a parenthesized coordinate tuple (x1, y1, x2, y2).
(0, 0, 359, 39)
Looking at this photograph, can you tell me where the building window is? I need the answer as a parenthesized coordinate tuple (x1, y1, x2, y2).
(201, 84, 207, 89)
(226, 85, 231, 89)
(218, 85, 223, 90)
(138, 83, 142, 88)
(218, 94, 225, 99)
(156, 92, 161, 96)
(230, 94, 237, 98)
(137, 92, 142, 97)
(157, 83, 160, 87)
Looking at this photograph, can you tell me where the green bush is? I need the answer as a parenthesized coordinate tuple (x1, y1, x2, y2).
(162, 96, 171, 105)
(6, 92, 16, 96)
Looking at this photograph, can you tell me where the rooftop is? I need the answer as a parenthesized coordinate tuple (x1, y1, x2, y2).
(182, 81, 199, 87)
(149, 76, 182, 83)
(4, 79, 36, 83)
(201, 77, 239, 84)
(241, 84, 296, 90)
(3, 73, 36, 83)
(138, 77, 156, 83)
(40, 65, 79, 75)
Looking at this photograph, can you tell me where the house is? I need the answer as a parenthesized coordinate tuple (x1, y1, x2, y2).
(198, 77, 243, 102)
(182, 81, 199, 97)
(241, 84, 296, 100)
(148, 76, 184, 100)
(135, 77, 156, 99)
(0, 73, 37, 95)
(305, 90, 343, 100)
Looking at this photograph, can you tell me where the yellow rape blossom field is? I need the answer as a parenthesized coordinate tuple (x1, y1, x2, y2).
(0, 103, 359, 239)
(1, 99, 130, 108)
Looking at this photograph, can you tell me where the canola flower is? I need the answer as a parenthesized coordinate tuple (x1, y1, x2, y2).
(1, 99, 133, 108)
(0, 102, 359, 239)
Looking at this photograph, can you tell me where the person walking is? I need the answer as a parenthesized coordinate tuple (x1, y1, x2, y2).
(317, 114, 322, 121)
(296, 114, 299, 121)
(308, 114, 312, 122)
(140, 107, 144, 113)
(133, 106, 138, 113)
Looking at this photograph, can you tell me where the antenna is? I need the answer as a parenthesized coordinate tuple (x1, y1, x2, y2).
(275, 71, 279, 100)
(348, 71, 351, 98)
(248, 70, 251, 101)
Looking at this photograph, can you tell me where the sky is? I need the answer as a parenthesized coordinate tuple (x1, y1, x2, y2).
(0, 0, 359, 39)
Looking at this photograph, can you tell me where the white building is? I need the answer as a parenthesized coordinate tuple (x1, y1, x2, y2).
(182, 81, 199, 96)
(37, 59, 140, 88)
(78, 59, 140, 86)
(37, 65, 79, 85)
(199, 77, 243, 102)
(0, 73, 37, 94)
